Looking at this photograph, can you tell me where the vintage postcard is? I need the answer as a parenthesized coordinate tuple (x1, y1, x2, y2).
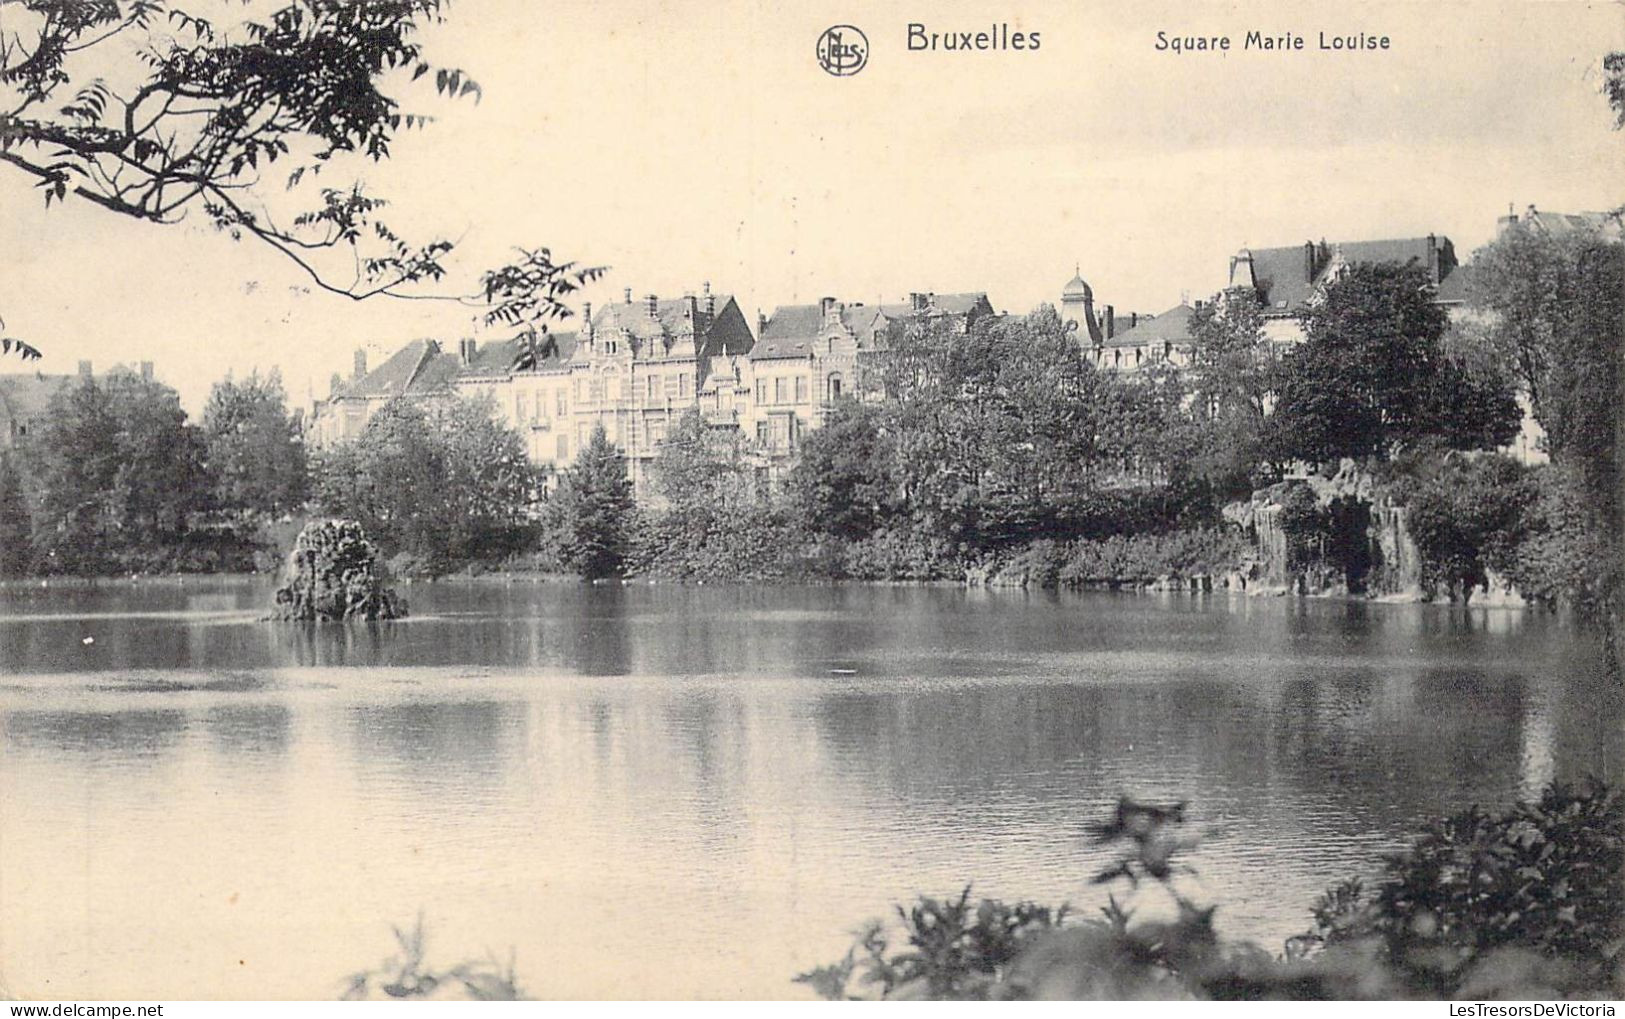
(0, 0, 1621, 1006)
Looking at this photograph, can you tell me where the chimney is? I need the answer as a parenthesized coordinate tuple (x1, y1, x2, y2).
(1103, 304, 1115, 340)
(459, 338, 478, 365)
(703, 281, 715, 315)
(139, 361, 153, 381)
(685, 294, 698, 320)
(1497, 202, 1519, 237)
(624, 287, 633, 304)
(329, 372, 342, 397)
(646, 294, 659, 320)
(77, 359, 92, 379)
(909, 292, 928, 313)
(1304, 241, 1317, 282)
(353, 348, 367, 379)
(820, 296, 836, 316)
(1426, 233, 1439, 283)
(1131, 312, 1139, 329)
(757, 311, 768, 337)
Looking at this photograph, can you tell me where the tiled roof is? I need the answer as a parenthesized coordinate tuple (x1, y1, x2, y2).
(334, 339, 445, 400)
(1245, 237, 1457, 316)
(1100, 304, 1195, 348)
(752, 293, 990, 360)
(1524, 209, 1624, 240)
(591, 295, 737, 354)
(1434, 263, 1474, 304)
(458, 332, 580, 376)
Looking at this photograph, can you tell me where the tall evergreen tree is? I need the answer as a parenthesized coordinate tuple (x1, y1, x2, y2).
(550, 424, 635, 580)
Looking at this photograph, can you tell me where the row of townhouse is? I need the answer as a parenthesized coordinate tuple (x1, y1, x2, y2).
(306, 204, 1621, 488)
(308, 285, 996, 494)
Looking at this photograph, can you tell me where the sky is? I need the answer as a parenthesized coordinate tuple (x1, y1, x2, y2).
(1, 0, 1622, 414)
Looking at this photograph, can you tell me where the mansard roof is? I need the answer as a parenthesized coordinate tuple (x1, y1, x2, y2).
(1100, 304, 1195, 348)
(1242, 236, 1458, 316)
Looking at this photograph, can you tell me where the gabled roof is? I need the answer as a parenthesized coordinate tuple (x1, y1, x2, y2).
(752, 292, 991, 360)
(1522, 208, 1625, 241)
(1100, 304, 1195, 348)
(332, 339, 448, 400)
(458, 332, 580, 377)
(590, 295, 738, 356)
(1434, 263, 1474, 304)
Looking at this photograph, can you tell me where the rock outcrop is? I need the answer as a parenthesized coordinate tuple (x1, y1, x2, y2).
(272, 519, 406, 621)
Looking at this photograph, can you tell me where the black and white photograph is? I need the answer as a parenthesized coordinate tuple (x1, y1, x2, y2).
(0, 0, 1621, 1005)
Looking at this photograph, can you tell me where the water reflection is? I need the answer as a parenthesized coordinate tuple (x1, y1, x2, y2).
(0, 577, 1617, 998)
(6, 707, 188, 757)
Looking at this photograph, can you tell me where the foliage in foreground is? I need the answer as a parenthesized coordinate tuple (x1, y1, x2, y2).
(343, 914, 523, 1001)
(798, 783, 1624, 1000)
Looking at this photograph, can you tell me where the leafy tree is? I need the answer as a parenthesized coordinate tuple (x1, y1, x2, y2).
(1406, 455, 1538, 600)
(548, 423, 634, 580)
(202, 369, 308, 517)
(311, 395, 538, 574)
(785, 398, 894, 542)
(0, 1, 602, 361)
(1184, 291, 1282, 496)
(1467, 225, 1624, 654)
(0, 450, 31, 577)
(880, 308, 1142, 547)
(18, 369, 207, 573)
(1265, 262, 1518, 463)
(649, 408, 760, 514)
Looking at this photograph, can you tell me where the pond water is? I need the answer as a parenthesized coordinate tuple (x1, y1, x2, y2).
(0, 578, 1617, 999)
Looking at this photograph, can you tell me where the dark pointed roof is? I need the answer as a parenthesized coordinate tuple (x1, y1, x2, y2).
(1101, 304, 1195, 348)
(752, 293, 991, 360)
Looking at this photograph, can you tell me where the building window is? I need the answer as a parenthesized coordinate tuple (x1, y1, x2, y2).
(515, 392, 529, 423)
(647, 375, 660, 400)
(794, 376, 807, 403)
(774, 377, 786, 404)
(557, 434, 569, 461)
(756, 421, 769, 444)
(679, 373, 690, 398)
(650, 418, 667, 444)
(557, 390, 568, 416)
(828, 373, 843, 400)
(755, 379, 766, 404)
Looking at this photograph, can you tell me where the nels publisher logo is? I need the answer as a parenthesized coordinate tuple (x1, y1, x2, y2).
(816, 25, 868, 76)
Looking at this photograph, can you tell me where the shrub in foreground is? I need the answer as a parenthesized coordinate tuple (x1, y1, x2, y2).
(798, 784, 1623, 1000)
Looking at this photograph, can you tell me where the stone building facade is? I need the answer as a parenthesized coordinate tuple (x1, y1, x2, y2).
(748, 291, 995, 456)
(308, 284, 755, 494)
